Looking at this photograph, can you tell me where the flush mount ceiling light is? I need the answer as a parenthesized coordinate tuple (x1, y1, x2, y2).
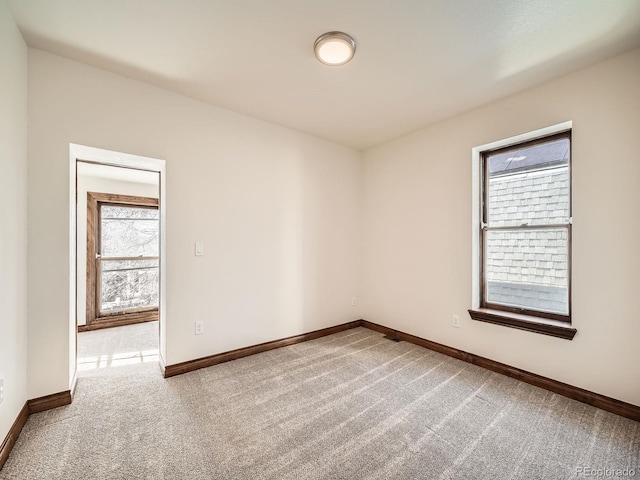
(314, 31, 356, 66)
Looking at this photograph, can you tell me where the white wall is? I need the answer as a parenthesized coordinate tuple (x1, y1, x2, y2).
(76, 167, 159, 326)
(362, 48, 640, 406)
(0, 1, 28, 440)
(27, 48, 362, 398)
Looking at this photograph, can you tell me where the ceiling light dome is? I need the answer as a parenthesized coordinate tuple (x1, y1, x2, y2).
(314, 31, 356, 66)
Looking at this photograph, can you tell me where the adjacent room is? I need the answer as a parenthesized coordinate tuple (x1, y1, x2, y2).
(75, 161, 160, 374)
(1, 1, 639, 478)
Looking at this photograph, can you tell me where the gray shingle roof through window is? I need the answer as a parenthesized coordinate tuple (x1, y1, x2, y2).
(488, 138, 569, 176)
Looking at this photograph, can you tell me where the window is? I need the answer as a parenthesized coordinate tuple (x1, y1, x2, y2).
(86, 192, 159, 329)
(469, 128, 576, 339)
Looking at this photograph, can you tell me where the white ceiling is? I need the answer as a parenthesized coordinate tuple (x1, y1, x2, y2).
(8, 0, 640, 150)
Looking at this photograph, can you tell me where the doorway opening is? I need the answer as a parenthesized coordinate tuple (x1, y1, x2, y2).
(69, 144, 166, 385)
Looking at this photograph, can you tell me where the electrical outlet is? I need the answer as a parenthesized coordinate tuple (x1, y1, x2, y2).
(452, 315, 460, 328)
(0, 378, 4, 405)
(195, 321, 204, 335)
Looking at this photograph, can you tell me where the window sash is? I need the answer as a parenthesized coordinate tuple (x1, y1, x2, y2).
(96, 201, 159, 318)
(480, 224, 571, 321)
(480, 132, 571, 322)
(97, 255, 159, 317)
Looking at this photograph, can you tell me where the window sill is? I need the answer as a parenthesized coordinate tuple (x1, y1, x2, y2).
(80, 310, 159, 332)
(468, 308, 576, 340)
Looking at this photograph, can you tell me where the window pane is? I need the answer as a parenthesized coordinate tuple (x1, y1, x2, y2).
(487, 138, 569, 227)
(485, 228, 568, 314)
(101, 205, 159, 257)
(100, 258, 159, 313)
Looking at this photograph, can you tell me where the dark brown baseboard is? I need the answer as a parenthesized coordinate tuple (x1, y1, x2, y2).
(360, 320, 640, 422)
(163, 320, 362, 378)
(0, 403, 28, 471)
(27, 390, 73, 415)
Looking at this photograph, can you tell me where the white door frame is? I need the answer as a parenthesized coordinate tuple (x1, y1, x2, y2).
(69, 143, 167, 389)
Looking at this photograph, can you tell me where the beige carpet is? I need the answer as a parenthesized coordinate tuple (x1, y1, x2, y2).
(1, 327, 638, 479)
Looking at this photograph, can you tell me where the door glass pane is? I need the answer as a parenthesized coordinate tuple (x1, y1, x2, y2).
(101, 205, 159, 257)
(100, 258, 159, 313)
(486, 137, 570, 227)
(485, 228, 568, 314)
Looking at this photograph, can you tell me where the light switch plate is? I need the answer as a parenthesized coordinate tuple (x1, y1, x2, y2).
(195, 242, 204, 256)
(195, 321, 204, 335)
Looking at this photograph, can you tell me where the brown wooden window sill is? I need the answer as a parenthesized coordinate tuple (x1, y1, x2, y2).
(468, 308, 577, 340)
